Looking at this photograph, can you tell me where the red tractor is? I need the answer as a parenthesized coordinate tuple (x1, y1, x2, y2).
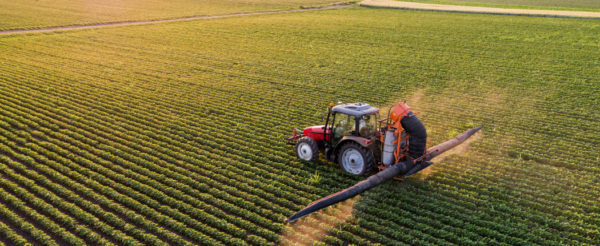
(287, 102, 427, 176)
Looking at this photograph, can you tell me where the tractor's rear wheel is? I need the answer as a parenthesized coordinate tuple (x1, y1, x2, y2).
(338, 142, 374, 176)
(295, 137, 319, 162)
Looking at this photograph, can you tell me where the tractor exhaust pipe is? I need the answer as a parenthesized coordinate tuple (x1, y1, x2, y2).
(284, 126, 482, 223)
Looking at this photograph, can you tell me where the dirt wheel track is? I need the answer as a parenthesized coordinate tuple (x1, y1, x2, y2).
(0, 4, 351, 36)
(359, 0, 600, 18)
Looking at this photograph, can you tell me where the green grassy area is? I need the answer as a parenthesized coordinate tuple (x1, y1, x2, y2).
(0, 0, 343, 30)
(396, 0, 600, 12)
(0, 6, 598, 245)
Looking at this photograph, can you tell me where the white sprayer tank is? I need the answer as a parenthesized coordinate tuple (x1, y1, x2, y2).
(382, 129, 397, 166)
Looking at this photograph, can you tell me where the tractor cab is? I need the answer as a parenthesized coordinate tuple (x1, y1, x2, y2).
(329, 103, 380, 147)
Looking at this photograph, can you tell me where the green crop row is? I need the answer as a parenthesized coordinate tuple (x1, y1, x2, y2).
(0, 68, 312, 243)
(0, 151, 166, 245)
(0, 50, 356, 200)
(0, 128, 214, 245)
(0, 129, 234, 245)
(0, 6, 598, 245)
(0, 185, 84, 245)
(0, 136, 194, 245)
(0, 202, 40, 246)
(0, 77, 291, 242)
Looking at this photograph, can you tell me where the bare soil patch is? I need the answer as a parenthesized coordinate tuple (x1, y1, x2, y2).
(281, 195, 359, 245)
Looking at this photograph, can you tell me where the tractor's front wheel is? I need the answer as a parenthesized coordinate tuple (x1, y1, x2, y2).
(295, 137, 319, 162)
(338, 142, 374, 176)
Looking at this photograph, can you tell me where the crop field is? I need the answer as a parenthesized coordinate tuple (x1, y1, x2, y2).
(1, 4, 599, 246)
(398, 0, 600, 11)
(0, 0, 343, 31)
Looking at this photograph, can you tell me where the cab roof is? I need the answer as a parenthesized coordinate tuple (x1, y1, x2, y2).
(332, 102, 379, 117)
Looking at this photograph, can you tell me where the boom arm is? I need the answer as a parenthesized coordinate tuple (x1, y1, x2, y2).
(284, 126, 482, 223)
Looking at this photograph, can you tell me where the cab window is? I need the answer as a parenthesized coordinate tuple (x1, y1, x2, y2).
(332, 114, 355, 143)
(358, 114, 377, 137)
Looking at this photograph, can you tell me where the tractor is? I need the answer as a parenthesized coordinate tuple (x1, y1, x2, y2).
(287, 102, 427, 176)
(284, 102, 482, 223)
